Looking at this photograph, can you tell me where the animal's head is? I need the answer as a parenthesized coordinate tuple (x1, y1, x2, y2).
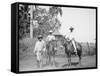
(62, 37, 72, 49)
(62, 39, 68, 47)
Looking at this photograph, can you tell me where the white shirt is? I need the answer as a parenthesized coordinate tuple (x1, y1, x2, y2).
(46, 35, 55, 41)
(34, 40, 45, 52)
(65, 32, 73, 40)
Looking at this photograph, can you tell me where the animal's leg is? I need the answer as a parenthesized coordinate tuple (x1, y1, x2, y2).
(44, 51, 48, 65)
(54, 56, 58, 67)
(79, 56, 82, 66)
(51, 56, 54, 66)
(46, 54, 50, 65)
(69, 57, 71, 66)
(68, 57, 71, 67)
(40, 60, 42, 68)
(50, 56, 53, 66)
(52, 56, 56, 67)
(47, 55, 49, 65)
(67, 57, 70, 66)
(37, 60, 40, 68)
(48, 55, 51, 65)
(45, 54, 48, 65)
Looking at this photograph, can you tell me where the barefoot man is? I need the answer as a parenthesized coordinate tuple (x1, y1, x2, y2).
(34, 35, 45, 68)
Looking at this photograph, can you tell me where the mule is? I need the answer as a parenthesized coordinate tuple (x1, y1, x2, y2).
(62, 39, 82, 66)
(45, 40, 58, 66)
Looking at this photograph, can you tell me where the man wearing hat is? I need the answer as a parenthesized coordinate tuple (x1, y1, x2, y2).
(34, 35, 45, 68)
(46, 30, 55, 42)
(65, 26, 77, 55)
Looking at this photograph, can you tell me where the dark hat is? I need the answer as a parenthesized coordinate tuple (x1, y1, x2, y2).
(38, 35, 43, 39)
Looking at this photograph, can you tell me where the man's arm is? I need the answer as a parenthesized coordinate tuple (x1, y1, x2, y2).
(34, 42, 38, 54)
(42, 41, 46, 52)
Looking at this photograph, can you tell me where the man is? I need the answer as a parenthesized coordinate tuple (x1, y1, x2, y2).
(46, 30, 57, 51)
(34, 35, 45, 68)
(46, 30, 55, 42)
(65, 26, 77, 55)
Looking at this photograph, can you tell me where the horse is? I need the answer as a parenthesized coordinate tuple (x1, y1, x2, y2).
(62, 38, 82, 66)
(45, 40, 58, 66)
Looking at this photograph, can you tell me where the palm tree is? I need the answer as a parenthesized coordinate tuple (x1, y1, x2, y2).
(49, 6, 62, 17)
(48, 6, 62, 32)
(29, 6, 63, 38)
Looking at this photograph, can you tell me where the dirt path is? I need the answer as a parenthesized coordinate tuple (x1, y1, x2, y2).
(19, 55, 96, 71)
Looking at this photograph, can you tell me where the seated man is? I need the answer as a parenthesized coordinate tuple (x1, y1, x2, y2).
(65, 29, 77, 55)
(46, 30, 55, 42)
(46, 30, 57, 51)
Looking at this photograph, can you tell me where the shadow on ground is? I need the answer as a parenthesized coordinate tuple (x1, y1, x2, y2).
(42, 61, 59, 67)
(62, 62, 79, 67)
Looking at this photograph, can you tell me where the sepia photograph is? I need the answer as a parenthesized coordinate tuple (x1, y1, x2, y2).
(18, 3, 97, 72)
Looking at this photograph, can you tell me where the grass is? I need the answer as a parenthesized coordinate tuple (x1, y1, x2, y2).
(19, 38, 96, 60)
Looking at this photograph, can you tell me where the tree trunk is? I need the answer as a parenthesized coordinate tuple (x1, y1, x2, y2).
(30, 21, 33, 38)
(29, 6, 35, 38)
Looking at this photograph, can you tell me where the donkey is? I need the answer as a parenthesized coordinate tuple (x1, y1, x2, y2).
(45, 40, 58, 66)
(62, 38, 82, 66)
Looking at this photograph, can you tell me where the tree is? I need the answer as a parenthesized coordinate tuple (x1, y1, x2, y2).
(31, 6, 63, 38)
(29, 5, 36, 38)
(29, 5, 50, 38)
(19, 4, 30, 39)
(48, 6, 62, 32)
(49, 6, 62, 17)
(19, 5, 63, 39)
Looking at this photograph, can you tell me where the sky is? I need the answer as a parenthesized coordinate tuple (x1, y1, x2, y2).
(34, 5, 96, 43)
(58, 7, 96, 43)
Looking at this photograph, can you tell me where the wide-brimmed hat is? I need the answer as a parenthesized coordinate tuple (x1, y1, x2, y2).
(49, 30, 53, 33)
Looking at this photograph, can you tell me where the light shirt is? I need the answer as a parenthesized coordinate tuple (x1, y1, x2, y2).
(34, 40, 45, 52)
(46, 35, 55, 41)
(65, 32, 73, 40)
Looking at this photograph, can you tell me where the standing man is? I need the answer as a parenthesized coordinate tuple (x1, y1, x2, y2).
(65, 26, 77, 55)
(34, 35, 45, 68)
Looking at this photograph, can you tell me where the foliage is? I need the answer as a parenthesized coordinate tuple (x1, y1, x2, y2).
(49, 6, 62, 17)
(19, 4, 62, 39)
(19, 4, 30, 39)
(32, 6, 62, 38)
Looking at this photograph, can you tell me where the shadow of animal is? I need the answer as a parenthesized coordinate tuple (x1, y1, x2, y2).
(62, 62, 79, 67)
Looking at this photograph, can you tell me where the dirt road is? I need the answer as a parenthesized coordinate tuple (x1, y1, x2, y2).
(19, 54, 96, 71)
